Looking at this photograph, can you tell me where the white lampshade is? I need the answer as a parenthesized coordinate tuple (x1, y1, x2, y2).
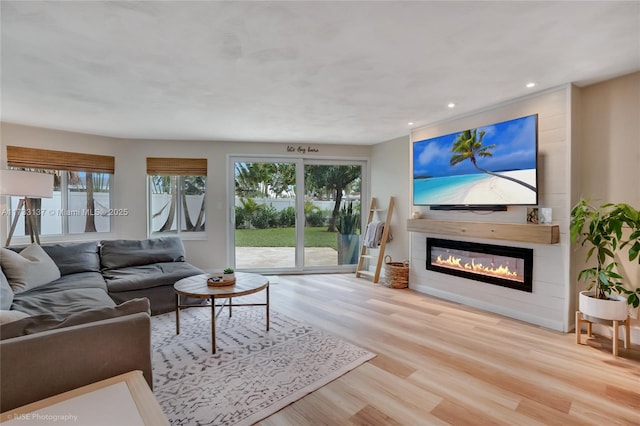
(0, 169, 54, 198)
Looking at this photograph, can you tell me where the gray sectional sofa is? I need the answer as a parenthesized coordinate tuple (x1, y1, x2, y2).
(0, 299, 153, 412)
(5, 236, 203, 316)
(100, 238, 204, 314)
(0, 237, 203, 412)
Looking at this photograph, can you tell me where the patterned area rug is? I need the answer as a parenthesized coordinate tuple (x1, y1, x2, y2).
(151, 306, 375, 425)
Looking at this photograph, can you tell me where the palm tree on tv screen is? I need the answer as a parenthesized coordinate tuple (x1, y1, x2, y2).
(449, 129, 536, 192)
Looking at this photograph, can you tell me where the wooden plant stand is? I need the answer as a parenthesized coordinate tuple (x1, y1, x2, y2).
(575, 310, 631, 356)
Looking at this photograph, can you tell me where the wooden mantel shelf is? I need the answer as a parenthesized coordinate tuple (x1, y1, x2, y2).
(407, 218, 560, 245)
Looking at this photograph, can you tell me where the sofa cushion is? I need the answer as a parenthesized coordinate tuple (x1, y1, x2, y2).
(100, 237, 186, 270)
(11, 272, 108, 295)
(103, 262, 203, 293)
(8, 242, 101, 276)
(0, 244, 61, 293)
(0, 310, 29, 325)
(0, 298, 150, 340)
(41, 241, 100, 275)
(9, 287, 116, 318)
(0, 268, 13, 310)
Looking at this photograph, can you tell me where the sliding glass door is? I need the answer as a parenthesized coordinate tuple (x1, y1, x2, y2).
(302, 163, 362, 269)
(232, 158, 300, 270)
(229, 156, 365, 273)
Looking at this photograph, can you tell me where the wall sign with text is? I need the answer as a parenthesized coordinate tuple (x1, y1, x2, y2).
(286, 145, 319, 154)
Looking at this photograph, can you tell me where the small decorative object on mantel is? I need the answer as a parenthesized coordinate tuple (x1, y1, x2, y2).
(412, 210, 423, 219)
(539, 207, 552, 224)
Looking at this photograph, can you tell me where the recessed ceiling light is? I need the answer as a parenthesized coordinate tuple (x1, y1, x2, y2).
(526, 82, 536, 88)
(447, 102, 455, 108)
(407, 122, 414, 126)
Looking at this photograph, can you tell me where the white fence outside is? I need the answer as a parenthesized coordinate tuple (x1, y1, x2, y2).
(9, 194, 359, 237)
(10, 192, 111, 236)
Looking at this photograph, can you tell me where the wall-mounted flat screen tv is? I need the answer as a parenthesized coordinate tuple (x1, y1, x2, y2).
(413, 114, 538, 208)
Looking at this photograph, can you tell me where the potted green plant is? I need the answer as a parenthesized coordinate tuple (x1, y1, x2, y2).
(336, 202, 360, 265)
(223, 267, 235, 281)
(570, 199, 640, 320)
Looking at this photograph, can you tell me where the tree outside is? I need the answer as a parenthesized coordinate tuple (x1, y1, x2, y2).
(450, 129, 535, 192)
(150, 175, 206, 233)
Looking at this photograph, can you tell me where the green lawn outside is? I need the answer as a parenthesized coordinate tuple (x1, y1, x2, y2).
(235, 226, 339, 249)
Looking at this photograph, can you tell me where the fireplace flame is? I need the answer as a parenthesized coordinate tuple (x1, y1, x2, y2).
(436, 255, 519, 280)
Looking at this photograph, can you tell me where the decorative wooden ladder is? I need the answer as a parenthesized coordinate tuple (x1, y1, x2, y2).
(356, 196, 394, 283)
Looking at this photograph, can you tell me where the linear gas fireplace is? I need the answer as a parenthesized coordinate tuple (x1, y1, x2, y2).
(426, 238, 533, 292)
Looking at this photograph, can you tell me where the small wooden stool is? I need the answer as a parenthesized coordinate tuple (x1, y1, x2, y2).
(575, 311, 631, 356)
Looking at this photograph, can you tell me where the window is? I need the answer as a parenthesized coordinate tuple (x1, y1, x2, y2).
(67, 171, 112, 233)
(5, 146, 115, 239)
(147, 158, 207, 236)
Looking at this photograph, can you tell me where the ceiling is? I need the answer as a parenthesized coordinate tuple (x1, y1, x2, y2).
(1, 1, 639, 145)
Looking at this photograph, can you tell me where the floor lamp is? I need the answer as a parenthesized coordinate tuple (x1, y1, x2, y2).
(1, 170, 54, 246)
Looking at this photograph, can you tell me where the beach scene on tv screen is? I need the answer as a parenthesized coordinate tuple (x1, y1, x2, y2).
(413, 114, 537, 206)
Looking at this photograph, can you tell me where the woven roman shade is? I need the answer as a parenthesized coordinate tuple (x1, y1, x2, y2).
(146, 158, 207, 176)
(7, 146, 115, 174)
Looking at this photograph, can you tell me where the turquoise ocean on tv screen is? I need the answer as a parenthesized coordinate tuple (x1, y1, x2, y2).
(414, 174, 488, 205)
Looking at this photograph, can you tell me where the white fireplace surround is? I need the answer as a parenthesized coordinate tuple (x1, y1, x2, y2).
(408, 87, 571, 332)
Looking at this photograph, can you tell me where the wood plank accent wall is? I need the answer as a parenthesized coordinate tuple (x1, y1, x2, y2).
(409, 87, 571, 332)
(407, 219, 560, 244)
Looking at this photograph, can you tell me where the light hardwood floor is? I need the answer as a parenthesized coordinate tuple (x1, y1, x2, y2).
(256, 273, 640, 426)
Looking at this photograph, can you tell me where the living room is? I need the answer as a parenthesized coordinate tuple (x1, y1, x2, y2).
(4, 71, 638, 329)
(1, 1, 639, 424)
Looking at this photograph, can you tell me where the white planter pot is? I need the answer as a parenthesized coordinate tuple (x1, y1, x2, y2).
(578, 291, 628, 321)
(223, 273, 235, 281)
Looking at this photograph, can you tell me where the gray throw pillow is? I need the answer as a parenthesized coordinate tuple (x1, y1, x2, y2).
(0, 244, 61, 293)
(1, 268, 14, 310)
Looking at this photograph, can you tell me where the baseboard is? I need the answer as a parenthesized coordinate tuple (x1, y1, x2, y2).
(583, 323, 640, 346)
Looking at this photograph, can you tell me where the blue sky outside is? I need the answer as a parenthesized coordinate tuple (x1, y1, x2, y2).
(413, 115, 537, 178)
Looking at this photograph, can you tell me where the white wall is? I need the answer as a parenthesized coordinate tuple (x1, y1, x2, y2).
(577, 71, 640, 340)
(0, 123, 371, 270)
(370, 135, 410, 266)
(408, 86, 572, 332)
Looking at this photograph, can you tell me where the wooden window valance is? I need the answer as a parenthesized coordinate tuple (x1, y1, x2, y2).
(146, 157, 207, 176)
(7, 146, 115, 174)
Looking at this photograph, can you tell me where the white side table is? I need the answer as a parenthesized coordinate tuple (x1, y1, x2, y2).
(1, 370, 168, 425)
